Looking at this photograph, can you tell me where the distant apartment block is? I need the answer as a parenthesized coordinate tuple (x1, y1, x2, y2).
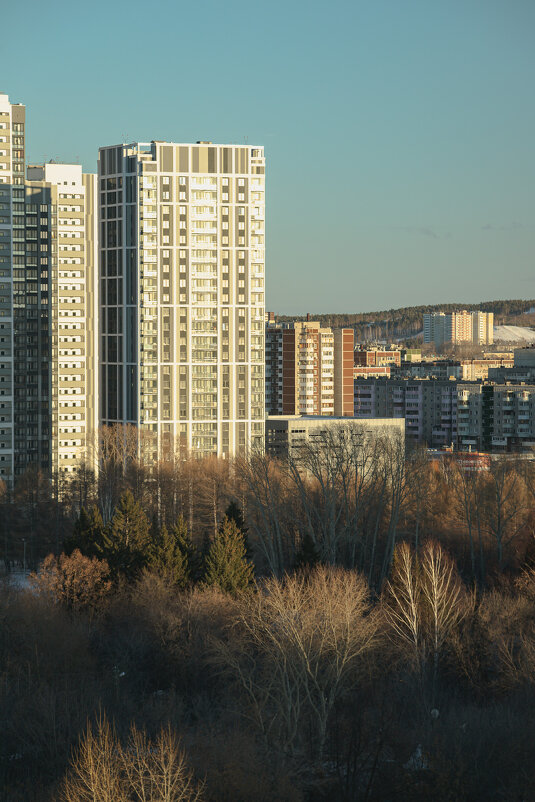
(457, 383, 535, 452)
(265, 320, 354, 417)
(355, 375, 535, 452)
(354, 377, 458, 448)
(392, 355, 513, 381)
(354, 347, 401, 368)
(423, 310, 493, 346)
(99, 140, 265, 459)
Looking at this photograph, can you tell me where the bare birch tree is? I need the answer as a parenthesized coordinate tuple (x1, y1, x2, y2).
(213, 566, 378, 760)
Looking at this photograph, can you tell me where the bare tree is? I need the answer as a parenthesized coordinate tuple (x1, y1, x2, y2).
(384, 540, 465, 696)
(238, 453, 294, 575)
(213, 566, 378, 760)
(60, 713, 127, 802)
(482, 459, 527, 569)
(60, 712, 204, 802)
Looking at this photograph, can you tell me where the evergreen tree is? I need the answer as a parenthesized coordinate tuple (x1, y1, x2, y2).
(224, 500, 251, 558)
(204, 516, 254, 595)
(294, 531, 320, 573)
(102, 491, 151, 578)
(64, 505, 105, 557)
(150, 516, 193, 588)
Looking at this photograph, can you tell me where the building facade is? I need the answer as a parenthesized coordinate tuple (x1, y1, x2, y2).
(457, 383, 535, 452)
(423, 311, 494, 346)
(265, 320, 354, 417)
(98, 141, 265, 459)
(0, 93, 25, 481)
(354, 377, 458, 448)
(22, 164, 98, 476)
(0, 94, 98, 481)
(266, 414, 405, 461)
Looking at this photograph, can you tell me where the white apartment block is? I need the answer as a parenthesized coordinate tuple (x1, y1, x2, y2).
(98, 141, 265, 459)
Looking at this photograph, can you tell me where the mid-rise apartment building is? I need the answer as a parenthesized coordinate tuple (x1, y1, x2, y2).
(392, 355, 514, 381)
(265, 321, 354, 417)
(354, 375, 535, 452)
(423, 310, 494, 346)
(98, 140, 265, 459)
(354, 377, 458, 447)
(354, 348, 401, 368)
(457, 383, 535, 452)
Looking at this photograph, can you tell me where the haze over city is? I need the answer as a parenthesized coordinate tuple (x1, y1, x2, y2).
(2, 0, 533, 314)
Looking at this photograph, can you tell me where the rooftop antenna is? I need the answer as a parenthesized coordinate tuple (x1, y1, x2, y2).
(122, 133, 129, 144)
(244, 136, 249, 145)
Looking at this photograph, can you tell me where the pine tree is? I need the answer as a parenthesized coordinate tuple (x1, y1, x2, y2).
(150, 516, 193, 588)
(204, 516, 254, 595)
(294, 532, 320, 573)
(224, 500, 251, 558)
(103, 491, 151, 578)
(64, 505, 105, 557)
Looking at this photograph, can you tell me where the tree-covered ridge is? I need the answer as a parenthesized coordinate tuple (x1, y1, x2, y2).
(276, 299, 535, 341)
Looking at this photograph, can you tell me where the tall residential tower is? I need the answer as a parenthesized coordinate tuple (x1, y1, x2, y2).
(98, 141, 265, 459)
(0, 93, 25, 481)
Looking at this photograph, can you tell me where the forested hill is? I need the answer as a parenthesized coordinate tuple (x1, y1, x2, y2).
(276, 300, 535, 342)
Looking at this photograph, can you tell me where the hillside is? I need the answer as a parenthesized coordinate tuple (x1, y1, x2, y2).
(276, 300, 535, 343)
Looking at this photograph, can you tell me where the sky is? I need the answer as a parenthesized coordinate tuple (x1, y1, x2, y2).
(2, 0, 534, 314)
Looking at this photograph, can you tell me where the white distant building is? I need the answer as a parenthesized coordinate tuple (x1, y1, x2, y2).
(423, 310, 493, 346)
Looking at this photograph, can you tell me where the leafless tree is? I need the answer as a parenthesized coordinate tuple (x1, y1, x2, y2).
(238, 453, 295, 575)
(482, 459, 528, 569)
(384, 540, 465, 696)
(213, 566, 378, 760)
(60, 713, 127, 802)
(59, 712, 204, 802)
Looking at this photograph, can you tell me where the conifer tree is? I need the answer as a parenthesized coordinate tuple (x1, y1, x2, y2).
(64, 505, 105, 557)
(151, 516, 193, 588)
(103, 490, 151, 578)
(294, 531, 320, 573)
(224, 500, 251, 558)
(204, 516, 254, 595)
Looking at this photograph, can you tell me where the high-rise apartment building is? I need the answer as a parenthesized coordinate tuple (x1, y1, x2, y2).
(0, 93, 98, 481)
(423, 311, 493, 346)
(21, 164, 98, 476)
(0, 93, 25, 481)
(265, 320, 354, 417)
(98, 141, 265, 459)
(471, 311, 494, 345)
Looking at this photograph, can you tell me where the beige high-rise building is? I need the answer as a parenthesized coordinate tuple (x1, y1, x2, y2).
(265, 320, 354, 417)
(23, 164, 98, 476)
(98, 141, 265, 459)
(0, 93, 25, 481)
(0, 93, 98, 480)
(423, 310, 493, 346)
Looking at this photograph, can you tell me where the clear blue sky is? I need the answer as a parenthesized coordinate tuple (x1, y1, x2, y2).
(2, 0, 534, 314)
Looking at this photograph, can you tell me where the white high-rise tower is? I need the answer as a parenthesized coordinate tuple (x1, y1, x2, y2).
(98, 141, 265, 459)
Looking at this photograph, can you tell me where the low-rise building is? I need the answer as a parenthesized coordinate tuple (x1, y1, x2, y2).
(266, 415, 405, 461)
